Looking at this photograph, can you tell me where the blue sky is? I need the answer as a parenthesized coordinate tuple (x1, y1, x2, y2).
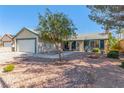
(0, 5, 103, 36)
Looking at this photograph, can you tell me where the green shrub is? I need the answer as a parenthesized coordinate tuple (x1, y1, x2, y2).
(107, 50, 119, 59)
(119, 62, 124, 68)
(92, 48, 100, 53)
(3, 64, 15, 72)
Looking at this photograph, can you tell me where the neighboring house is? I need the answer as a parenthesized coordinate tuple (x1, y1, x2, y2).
(1, 34, 14, 47)
(0, 36, 2, 47)
(14, 27, 109, 53)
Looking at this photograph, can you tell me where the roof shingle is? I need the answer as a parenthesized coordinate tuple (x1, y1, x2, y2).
(70, 33, 108, 40)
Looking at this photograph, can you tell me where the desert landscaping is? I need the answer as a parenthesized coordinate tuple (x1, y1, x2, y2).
(0, 50, 124, 88)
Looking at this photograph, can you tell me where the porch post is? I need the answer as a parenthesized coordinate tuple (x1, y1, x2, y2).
(76, 41, 79, 51)
(69, 41, 72, 51)
(99, 40, 101, 49)
(79, 41, 84, 52)
(104, 40, 109, 53)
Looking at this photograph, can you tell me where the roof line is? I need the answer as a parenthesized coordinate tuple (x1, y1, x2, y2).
(14, 27, 39, 39)
(1, 34, 13, 40)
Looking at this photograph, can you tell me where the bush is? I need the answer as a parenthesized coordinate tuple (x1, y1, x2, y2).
(107, 50, 119, 59)
(3, 64, 15, 72)
(110, 42, 120, 51)
(92, 48, 100, 53)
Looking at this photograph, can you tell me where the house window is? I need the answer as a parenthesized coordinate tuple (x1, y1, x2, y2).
(84, 40, 99, 51)
(90, 40, 99, 48)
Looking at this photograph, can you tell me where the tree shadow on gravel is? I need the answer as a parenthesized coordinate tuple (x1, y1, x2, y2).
(0, 77, 9, 88)
(48, 65, 96, 88)
(10, 52, 124, 88)
(26, 65, 97, 88)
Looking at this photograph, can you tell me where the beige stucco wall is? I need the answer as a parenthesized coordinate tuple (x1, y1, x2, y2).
(119, 39, 124, 53)
(104, 39, 109, 53)
(16, 29, 38, 39)
(38, 42, 57, 53)
(78, 41, 84, 52)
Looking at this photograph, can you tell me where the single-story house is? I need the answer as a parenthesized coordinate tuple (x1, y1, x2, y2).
(14, 27, 109, 53)
(0, 34, 13, 47)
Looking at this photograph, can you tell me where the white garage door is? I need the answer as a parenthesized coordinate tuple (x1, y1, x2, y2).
(17, 39, 36, 53)
(4, 42, 12, 47)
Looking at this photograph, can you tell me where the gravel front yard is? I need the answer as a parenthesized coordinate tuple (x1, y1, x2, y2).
(0, 52, 124, 88)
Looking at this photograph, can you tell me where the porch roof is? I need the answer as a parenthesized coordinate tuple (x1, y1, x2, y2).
(70, 33, 108, 40)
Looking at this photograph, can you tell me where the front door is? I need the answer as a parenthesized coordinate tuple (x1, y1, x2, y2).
(64, 41, 69, 51)
(72, 41, 76, 50)
(99, 40, 104, 49)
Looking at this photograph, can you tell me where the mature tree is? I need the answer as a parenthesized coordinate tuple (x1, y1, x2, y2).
(87, 5, 124, 51)
(87, 5, 124, 32)
(37, 9, 77, 61)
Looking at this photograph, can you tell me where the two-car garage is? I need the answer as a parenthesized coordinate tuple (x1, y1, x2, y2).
(16, 39, 36, 53)
(15, 28, 38, 53)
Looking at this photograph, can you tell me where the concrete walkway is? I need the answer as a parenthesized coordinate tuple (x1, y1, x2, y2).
(30, 51, 76, 59)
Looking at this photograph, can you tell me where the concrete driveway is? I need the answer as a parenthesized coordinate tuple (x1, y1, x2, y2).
(0, 47, 32, 64)
(0, 52, 75, 64)
(0, 47, 75, 64)
(0, 52, 27, 64)
(0, 47, 11, 52)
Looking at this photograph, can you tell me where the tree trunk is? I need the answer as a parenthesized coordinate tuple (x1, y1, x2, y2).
(120, 33, 121, 40)
(118, 34, 120, 40)
(55, 43, 62, 62)
(58, 50, 62, 62)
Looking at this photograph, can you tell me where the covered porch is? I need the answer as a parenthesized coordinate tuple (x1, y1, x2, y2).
(63, 39, 108, 52)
